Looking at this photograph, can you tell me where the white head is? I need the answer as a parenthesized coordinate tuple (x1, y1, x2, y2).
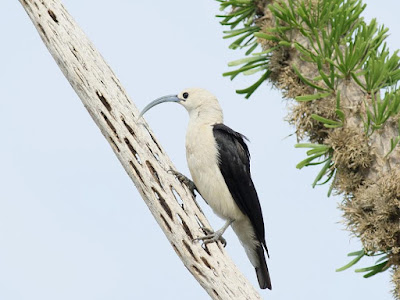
(140, 88, 223, 124)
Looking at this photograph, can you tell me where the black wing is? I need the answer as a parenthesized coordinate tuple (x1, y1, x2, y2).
(213, 123, 267, 252)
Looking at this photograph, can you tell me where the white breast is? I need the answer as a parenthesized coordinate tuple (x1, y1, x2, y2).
(185, 121, 244, 221)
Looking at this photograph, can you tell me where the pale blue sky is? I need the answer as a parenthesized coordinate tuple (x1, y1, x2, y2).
(1, 1, 399, 299)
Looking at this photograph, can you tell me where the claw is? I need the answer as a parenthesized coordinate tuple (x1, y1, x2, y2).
(168, 169, 197, 197)
(193, 219, 233, 248)
(194, 227, 227, 247)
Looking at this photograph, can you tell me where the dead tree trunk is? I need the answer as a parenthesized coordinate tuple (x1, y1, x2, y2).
(18, 0, 263, 299)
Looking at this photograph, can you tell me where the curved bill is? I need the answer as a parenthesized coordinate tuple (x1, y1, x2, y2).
(139, 95, 180, 119)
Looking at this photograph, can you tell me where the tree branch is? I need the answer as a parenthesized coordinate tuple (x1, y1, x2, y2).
(218, 0, 400, 296)
(18, 0, 262, 298)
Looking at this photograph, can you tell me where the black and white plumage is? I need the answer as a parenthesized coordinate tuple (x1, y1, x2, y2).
(140, 88, 271, 290)
(213, 124, 270, 289)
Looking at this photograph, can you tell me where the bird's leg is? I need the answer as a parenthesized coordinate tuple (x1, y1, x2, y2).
(199, 227, 227, 247)
(194, 219, 234, 247)
(168, 169, 197, 197)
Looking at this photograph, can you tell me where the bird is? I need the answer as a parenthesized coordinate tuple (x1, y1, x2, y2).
(139, 88, 271, 290)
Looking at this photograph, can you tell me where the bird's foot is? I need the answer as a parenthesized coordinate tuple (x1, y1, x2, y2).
(194, 227, 227, 247)
(168, 169, 197, 197)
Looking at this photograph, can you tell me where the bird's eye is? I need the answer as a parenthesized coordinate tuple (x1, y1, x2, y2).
(183, 92, 189, 99)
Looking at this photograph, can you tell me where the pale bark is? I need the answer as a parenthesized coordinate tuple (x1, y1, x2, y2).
(18, 0, 263, 299)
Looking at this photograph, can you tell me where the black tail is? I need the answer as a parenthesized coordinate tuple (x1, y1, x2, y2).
(255, 245, 272, 290)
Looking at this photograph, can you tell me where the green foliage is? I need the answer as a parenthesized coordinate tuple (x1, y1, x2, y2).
(223, 49, 275, 98)
(333, 19, 385, 79)
(219, 0, 400, 103)
(385, 113, 400, 158)
(271, 0, 365, 57)
(337, 249, 390, 278)
(217, 0, 273, 98)
(310, 92, 344, 129)
(370, 91, 400, 129)
(355, 35, 400, 93)
(270, 0, 367, 91)
(217, 0, 260, 54)
(387, 119, 400, 157)
(292, 64, 329, 92)
(219, 0, 400, 169)
(217, 0, 400, 281)
(311, 114, 342, 128)
(223, 26, 260, 53)
(362, 89, 400, 136)
(336, 250, 366, 272)
(294, 143, 335, 190)
(295, 92, 331, 102)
